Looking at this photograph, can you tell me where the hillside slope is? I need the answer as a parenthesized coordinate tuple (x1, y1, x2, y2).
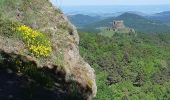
(79, 32, 170, 100)
(117, 13, 170, 33)
(0, 0, 96, 100)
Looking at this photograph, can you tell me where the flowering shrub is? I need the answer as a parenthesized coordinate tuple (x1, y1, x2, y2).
(17, 25, 52, 57)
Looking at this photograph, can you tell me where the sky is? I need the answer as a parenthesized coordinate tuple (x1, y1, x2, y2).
(51, 0, 170, 6)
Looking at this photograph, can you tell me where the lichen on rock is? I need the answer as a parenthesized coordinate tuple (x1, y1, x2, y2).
(0, 0, 97, 99)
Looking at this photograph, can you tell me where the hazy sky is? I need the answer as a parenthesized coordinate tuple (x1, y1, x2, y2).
(51, 0, 170, 6)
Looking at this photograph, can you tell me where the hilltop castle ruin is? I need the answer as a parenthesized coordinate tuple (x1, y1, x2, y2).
(109, 20, 135, 33)
(112, 20, 125, 30)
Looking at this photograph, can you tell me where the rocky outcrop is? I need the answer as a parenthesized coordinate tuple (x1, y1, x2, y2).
(0, 0, 96, 99)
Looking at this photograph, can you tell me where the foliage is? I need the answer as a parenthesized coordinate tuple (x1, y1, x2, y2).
(16, 25, 52, 57)
(0, 18, 52, 57)
(79, 32, 170, 100)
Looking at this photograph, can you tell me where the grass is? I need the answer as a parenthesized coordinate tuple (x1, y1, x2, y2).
(0, 18, 19, 37)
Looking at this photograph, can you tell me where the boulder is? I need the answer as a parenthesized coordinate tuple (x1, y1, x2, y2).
(0, 0, 97, 99)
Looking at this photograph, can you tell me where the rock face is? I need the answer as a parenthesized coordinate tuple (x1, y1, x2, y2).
(0, 0, 96, 99)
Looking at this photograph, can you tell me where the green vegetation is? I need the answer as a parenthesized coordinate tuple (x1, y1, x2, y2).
(0, 18, 18, 37)
(79, 32, 170, 100)
(1, 0, 170, 99)
(115, 13, 170, 33)
(99, 29, 135, 37)
(16, 25, 52, 57)
(0, 18, 52, 57)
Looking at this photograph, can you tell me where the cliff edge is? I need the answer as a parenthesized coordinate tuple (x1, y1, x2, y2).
(0, 0, 96, 99)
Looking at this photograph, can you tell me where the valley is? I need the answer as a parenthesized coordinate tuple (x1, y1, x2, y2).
(69, 10, 170, 100)
(0, 0, 170, 100)
(79, 31, 170, 100)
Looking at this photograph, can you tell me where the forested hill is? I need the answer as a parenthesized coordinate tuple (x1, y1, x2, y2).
(79, 32, 170, 100)
(68, 14, 101, 28)
(148, 11, 170, 25)
(83, 13, 170, 33)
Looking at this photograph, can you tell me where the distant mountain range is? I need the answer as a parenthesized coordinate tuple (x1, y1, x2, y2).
(148, 11, 170, 25)
(68, 14, 102, 28)
(62, 5, 170, 15)
(68, 11, 170, 33)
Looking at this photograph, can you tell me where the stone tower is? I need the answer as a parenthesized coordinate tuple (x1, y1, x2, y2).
(112, 20, 125, 30)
